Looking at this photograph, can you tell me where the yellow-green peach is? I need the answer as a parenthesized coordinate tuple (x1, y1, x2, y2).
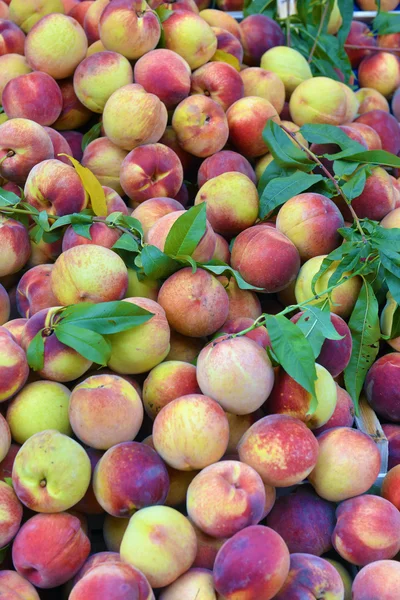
(313, 384, 354, 435)
(274, 554, 344, 600)
(191, 61, 244, 112)
(308, 427, 381, 502)
(340, 82, 360, 122)
(0, 216, 31, 278)
(103, 515, 130, 552)
(238, 415, 319, 487)
(153, 394, 229, 470)
(326, 560, 352, 600)
(290, 77, 348, 126)
(158, 268, 229, 337)
(160, 568, 217, 600)
(52, 78, 93, 131)
(227, 96, 280, 157)
(16, 264, 58, 318)
(86, 39, 106, 56)
(352, 560, 400, 600)
(127, 269, 159, 301)
(0, 326, 29, 403)
(103, 84, 167, 151)
(0, 479, 22, 547)
(6, 380, 71, 444)
(120, 505, 197, 588)
(69, 374, 143, 450)
(172, 95, 229, 158)
(143, 360, 200, 419)
(197, 150, 256, 188)
(12, 430, 91, 512)
(166, 330, 205, 363)
(73, 51, 133, 113)
(255, 153, 273, 181)
(0, 570, 40, 599)
(84, 0, 110, 44)
(0, 413, 11, 462)
(106, 297, 170, 374)
(50, 245, 128, 305)
(199, 8, 240, 37)
(295, 255, 362, 319)
(261, 46, 312, 98)
(70, 562, 155, 600)
(131, 197, 184, 238)
(240, 67, 285, 114)
(81, 137, 128, 195)
(355, 87, 390, 114)
(162, 10, 217, 69)
(0, 53, 32, 104)
(239, 14, 285, 66)
(358, 51, 400, 98)
(9, 0, 64, 32)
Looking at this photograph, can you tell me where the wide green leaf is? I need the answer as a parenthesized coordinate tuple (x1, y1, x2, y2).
(243, 0, 275, 17)
(112, 233, 139, 253)
(300, 124, 365, 153)
(373, 11, 400, 35)
(257, 160, 291, 196)
(55, 324, 111, 365)
(332, 149, 400, 167)
(27, 330, 45, 371)
(72, 223, 92, 240)
(337, 0, 354, 44)
(141, 245, 180, 279)
(263, 120, 315, 171)
(385, 269, 400, 305)
(60, 301, 153, 334)
(164, 203, 207, 257)
(0, 187, 20, 207)
(259, 171, 324, 219)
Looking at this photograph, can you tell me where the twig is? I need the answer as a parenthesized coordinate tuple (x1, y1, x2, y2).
(308, 0, 329, 64)
(344, 43, 400, 54)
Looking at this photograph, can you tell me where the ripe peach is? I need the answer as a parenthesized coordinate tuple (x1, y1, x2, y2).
(382, 464, 400, 510)
(227, 96, 280, 157)
(52, 78, 92, 131)
(345, 21, 377, 68)
(106, 297, 170, 374)
(0, 18, 25, 54)
(73, 552, 125, 584)
(191, 61, 244, 112)
(84, 0, 110, 43)
(355, 87, 390, 114)
(0, 216, 31, 278)
(93, 441, 169, 516)
(0, 478, 22, 547)
(358, 52, 400, 98)
(2, 72, 62, 127)
(103, 515, 130, 552)
(213, 233, 230, 263)
(333, 495, 400, 566)
(160, 126, 199, 176)
(16, 264, 58, 319)
(0, 570, 40, 599)
(383, 424, 400, 469)
(103, 84, 167, 151)
(134, 49, 191, 110)
(2, 316, 26, 343)
(72, 446, 103, 515)
(166, 330, 205, 363)
(199, 8, 239, 37)
(162, 10, 217, 69)
(290, 77, 348, 126)
(240, 67, 285, 114)
(0, 54, 32, 103)
(345, 121, 382, 150)
(313, 384, 354, 435)
(0, 326, 29, 402)
(62, 221, 120, 252)
(172, 95, 229, 158)
(0, 413, 10, 464)
(266, 485, 335, 556)
(8, 0, 64, 33)
(216, 278, 260, 321)
(50, 244, 128, 305)
(81, 137, 127, 196)
(274, 554, 344, 599)
(43, 126, 73, 165)
(131, 197, 184, 238)
(0, 284, 9, 325)
(60, 129, 83, 160)
(86, 38, 106, 56)
(211, 26, 243, 63)
(191, 523, 224, 569)
(70, 374, 143, 450)
(103, 186, 128, 214)
(365, 352, 400, 421)
(126, 270, 159, 301)
(0, 1, 8, 17)
(355, 109, 400, 154)
(197, 150, 256, 188)
(28, 235, 62, 268)
(0, 118, 54, 185)
(68, 0, 92, 23)
(12, 512, 90, 588)
(158, 268, 229, 337)
(239, 14, 285, 66)
(70, 562, 155, 600)
(159, 568, 216, 600)
(261, 47, 312, 99)
(25, 14, 88, 79)
(352, 560, 400, 600)
(308, 427, 381, 502)
(214, 525, 290, 600)
(0, 443, 19, 480)
(218, 317, 268, 349)
(120, 143, 183, 204)
(231, 224, 301, 293)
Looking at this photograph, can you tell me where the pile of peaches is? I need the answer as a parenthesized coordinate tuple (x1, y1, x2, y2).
(0, 0, 400, 599)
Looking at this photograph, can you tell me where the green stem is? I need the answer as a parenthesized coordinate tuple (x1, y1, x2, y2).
(308, 0, 329, 63)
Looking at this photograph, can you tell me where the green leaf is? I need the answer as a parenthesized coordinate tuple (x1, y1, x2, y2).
(293, 303, 343, 359)
(4, 478, 13, 488)
(341, 167, 367, 200)
(373, 11, 400, 35)
(263, 120, 315, 171)
(0, 187, 20, 207)
(333, 150, 400, 167)
(300, 124, 365, 154)
(29, 224, 44, 245)
(200, 261, 263, 291)
(155, 5, 174, 22)
(164, 204, 207, 257)
(243, 0, 275, 17)
(72, 223, 92, 240)
(112, 233, 139, 253)
(60, 300, 153, 334)
(337, 0, 354, 44)
(344, 280, 380, 413)
(333, 160, 359, 178)
(50, 212, 93, 230)
(27, 330, 45, 371)
(141, 245, 180, 279)
(55, 324, 111, 365)
(265, 314, 318, 412)
(371, 226, 400, 253)
(295, 309, 327, 359)
(385, 269, 400, 305)
(174, 254, 198, 272)
(311, 242, 354, 293)
(81, 122, 102, 151)
(259, 171, 324, 219)
(257, 160, 290, 196)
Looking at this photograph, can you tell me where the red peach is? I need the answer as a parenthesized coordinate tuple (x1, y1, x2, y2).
(192, 523, 225, 569)
(68, 0, 93, 25)
(218, 317, 269, 348)
(53, 78, 92, 131)
(0, 326, 29, 402)
(383, 423, 400, 469)
(162, 10, 217, 70)
(199, 8, 240, 38)
(352, 560, 400, 600)
(0, 53, 32, 104)
(166, 330, 205, 363)
(73, 551, 122, 584)
(356, 87, 390, 114)
(70, 562, 154, 600)
(0, 480, 22, 547)
(355, 109, 400, 154)
(382, 464, 400, 510)
(345, 121, 382, 150)
(211, 26, 243, 63)
(62, 222, 120, 252)
(0, 1, 8, 17)
(16, 264, 58, 318)
(0, 216, 30, 277)
(43, 126, 73, 165)
(2, 72, 62, 126)
(358, 51, 400, 98)
(191, 61, 244, 112)
(241, 67, 285, 114)
(217, 276, 262, 320)
(84, 0, 110, 44)
(60, 130, 83, 160)
(0, 18, 25, 55)
(274, 554, 345, 599)
(198, 150, 256, 188)
(0, 412, 10, 461)
(239, 14, 285, 66)
(313, 384, 355, 435)
(345, 21, 378, 68)
(131, 198, 184, 238)
(103, 186, 128, 215)
(365, 352, 400, 421)
(212, 233, 230, 263)
(2, 319, 26, 345)
(392, 86, 400, 121)
(160, 126, 199, 176)
(0, 283, 9, 325)
(227, 96, 280, 157)
(0, 571, 39, 599)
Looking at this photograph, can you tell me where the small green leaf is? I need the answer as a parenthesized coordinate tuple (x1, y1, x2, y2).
(27, 330, 45, 371)
(0, 187, 20, 207)
(201, 261, 263, 291)
(155, 5, 174, 22)
(72, 223, 92, 240)
(164, 204, 207, 257)
(119, 215, 144, 239)
(81, 122, 102, 151)
(60, 300, 153, 334)
(341, 167, 368, 200)
(337, 0, 353, 44)
(311, 242, 354, 294)
(333, 160, 359, 178)
(174, 254, 198, 272)
(243, 0, 275, 17)
(141, 245, 180, 279)
(29, 224, 44, 245)
(55, 324, 111, 365)
(112, 233, 139, 253)
(373, 11, 400, 35)
(259, 171, 324, 219)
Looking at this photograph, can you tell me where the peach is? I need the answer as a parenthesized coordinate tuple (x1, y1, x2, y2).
(345, 121, 382, 150)
(28, 235, 62, 268)
(0, 413, 10, 463)
(382, 464, 400, 510)
(291, 312, 352, 378)
(103, 515, 130, 552)
(333, 494, 400, 565)
(214, 525, 290, 600)
(212, 233, 230, 263)
(358, 52, 400, 98)
(71, 446, 103, 515)
(274, 554, 344, 599)
(295, 255, 362, 319)
(143, 360, 200, 419)
(80, 137, 127, 196)
(276, 193, 344, 262)
(2, 319, 26, 344)
(12, 512, 90, 588)
(0, 443, 19, 480)
(106, 297, 170, 374)
(50, 244, 128, 305)
(131, 197, 184, 238)
(211, 26, 243, 63)
(0, 326, 29, 402)
(194, 172, 258, 237)
(166, 329, 205, 362)
(392, 86, 400, 121)
(103, 186, 128, 214)
(68, 0, 93, 24)
(266, 485, 335, 556)
(326, 560, 352, 600)
(0, 479, 22, 547)
(187, 460, 266, 538)
(158, 268, 229, 337)
(227, 96, 280, 157)
(345, 21, 377, 68)
(355, 87, 390, 114)
(383, 424, 400, 469)
(0, 570, 40, 599)
(197, 150, 256, 188)
(121, 505, 197, 588)
(16, 264, 58, 318)
(25, 14, 87, 79)
(199, 8, 239, 37)
(126, 269, 159, 301)
(352, 560, 400, 600)
(43, 126, 73, 164)
(162, 10, 217, 69)
(24, 159, 88, 216)
(9, 0, 64, 33)
(0, 284, 10, 325)
(191, 61, 244, 112)
(355, 109, 400, 154)
(73, 552, 124, 584)
(6, 380, 71, 444)
(120, 143, 184, 204)
(238, 415, 319, 487)
(308, 427, 381, 502)
(86, 39, 106, 56)
(192, 523, 224, 569)
(239, 14, 285, 66)
(12, 430, 91, 512)
(0, 118, 54, 185)
(52, 78, 92, 131)
(84, 0, 110, 44)
(218, 317, 268, 349)
(231, 224, 300, 293)
(172, 95, 229, 158)
(261, 47, 312, 100)
(240, 67, 285, 114)
(21, 307, 92, 382)
(70, 562, 155, 600)
(159, 568, 216, 600)
(134, 49, 191, 109)
(103, 84, 167, 151)
(313, 384, 355, 435)
(0, 18, 25, 54)
(160, 126, 199, 175)
(153, 394, 229, 470)
(197, 336, 274, 414)
(60, 129, 83, 160)
(2, 72, 62, 127)
(365, 352, 400, 421)
(62, 221, 120, 252)
(0, 1, 8, 17)
(99, 0, 160, 60)
(0, 53, 32, 103)
(290, 77, 348, 126)
(93, 441, 169, 516)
